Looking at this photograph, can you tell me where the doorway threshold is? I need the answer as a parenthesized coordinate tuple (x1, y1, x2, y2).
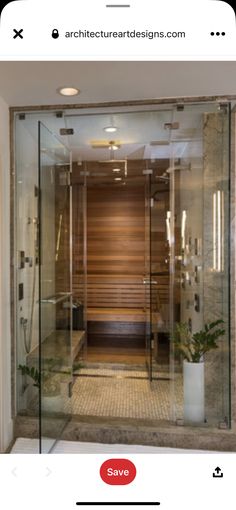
(14, 414, 236, 452)
(10, 436, 218, 454)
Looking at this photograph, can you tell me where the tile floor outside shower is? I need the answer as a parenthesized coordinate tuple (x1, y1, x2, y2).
(11, 437, 212, 454)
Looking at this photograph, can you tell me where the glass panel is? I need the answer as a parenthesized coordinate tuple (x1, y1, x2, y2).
(15, 115, 40, 453)
(38, 122, 72, 452)
(169, 103, 230, 427)
(71, 176, 87, 374)
(149, 110, 173, 381)
(144, 173, 151, 380)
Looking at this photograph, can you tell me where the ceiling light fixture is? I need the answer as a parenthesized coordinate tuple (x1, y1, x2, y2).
(104, 126, 117, 133)
(113, 168, 121, 173)
(58, 87, 80, 96)
(114, 177, 122, 181)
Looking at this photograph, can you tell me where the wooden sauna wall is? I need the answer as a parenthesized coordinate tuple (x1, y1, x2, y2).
(87, 185, 146, 310)
(72, 183, 86, 306)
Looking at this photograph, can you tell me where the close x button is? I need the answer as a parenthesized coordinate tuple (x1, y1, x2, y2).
(13, 29, 24, 39)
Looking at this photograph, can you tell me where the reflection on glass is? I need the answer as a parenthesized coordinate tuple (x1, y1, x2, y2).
(169, 103, 230, 428)
(39, 122, 72, 452)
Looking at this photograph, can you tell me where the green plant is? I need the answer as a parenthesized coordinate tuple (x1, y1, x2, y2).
(73, 361, 84, 373)
(173, 320, 225, 363)
(18, 358, 83, 394)
(18, 358, 57, 389)
(18, 364, 40, 387)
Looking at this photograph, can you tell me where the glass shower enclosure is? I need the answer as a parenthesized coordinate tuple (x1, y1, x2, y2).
(38, 122, 73, 452)
(15, 117, 73, 453)
(168, 102, 231, 427)
(14, 101, 232, 454)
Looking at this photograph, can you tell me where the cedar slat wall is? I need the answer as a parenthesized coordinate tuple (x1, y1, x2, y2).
(72, 184, 85, 305)
(87, 185, 145, 309)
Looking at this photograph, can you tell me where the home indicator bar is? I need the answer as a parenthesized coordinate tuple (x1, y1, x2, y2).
(76, 503, 161, 506)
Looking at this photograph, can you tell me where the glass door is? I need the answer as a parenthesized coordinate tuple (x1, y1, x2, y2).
(38, 122, 72, 452)
(169, 102, 231, 427)
(144, 173, 152, 380)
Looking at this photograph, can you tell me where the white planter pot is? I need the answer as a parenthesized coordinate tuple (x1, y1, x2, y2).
(183, 361, 205, 423)
(42, 395, 63, 413)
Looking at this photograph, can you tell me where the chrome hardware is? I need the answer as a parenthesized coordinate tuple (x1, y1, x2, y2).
(164, 122, 179, 130)
(18, 250, 25, 269)
(41, 292, 72, 304)
(20, 317, 28, 327)
(143, 278, 157, 285)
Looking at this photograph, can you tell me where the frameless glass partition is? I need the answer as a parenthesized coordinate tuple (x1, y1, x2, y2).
(149, 112, 173, 380)
(169, 103, 231, 427)
(14, 103, 232, 451)
(15, 112, 86, 452)
(15, 114, 40, 433)
(38, 122, 72, 452)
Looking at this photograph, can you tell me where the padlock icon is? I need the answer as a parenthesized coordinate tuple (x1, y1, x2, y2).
(52, 29, 59, 39)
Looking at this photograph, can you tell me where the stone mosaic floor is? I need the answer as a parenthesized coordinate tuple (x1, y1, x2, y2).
(70, 366, 183, 420)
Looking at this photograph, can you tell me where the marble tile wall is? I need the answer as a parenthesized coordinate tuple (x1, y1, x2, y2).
(203, 111, 231, 426)
(15, 118, 40, 413)
(230, 110, 236, 427)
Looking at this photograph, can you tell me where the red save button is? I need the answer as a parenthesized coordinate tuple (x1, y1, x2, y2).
(100, 459, 136, 485)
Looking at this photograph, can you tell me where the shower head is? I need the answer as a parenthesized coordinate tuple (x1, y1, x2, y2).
(27, 217, 38, 225)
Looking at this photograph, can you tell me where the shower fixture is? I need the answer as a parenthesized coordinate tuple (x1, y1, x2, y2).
(18, 251, 25, 269)
(20, 317, 31, 354)
(166, 163, 191, 173)
(155, 173, 170, 182)
(104, 115, 117, 133)
(27, 217, 39, 225)
(25, 256, 33, 267)
(20, 210, 39, 355)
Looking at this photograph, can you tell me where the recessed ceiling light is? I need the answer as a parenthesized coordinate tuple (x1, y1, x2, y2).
(58, 87, 80, 96)
(113, 168, 121, 172)
(104, 126, 117, 133)
(114, 177, 122, 181)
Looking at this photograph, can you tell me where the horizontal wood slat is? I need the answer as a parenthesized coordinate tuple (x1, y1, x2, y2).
(86, 185, 146, 311)
(72, 178, 170, 333)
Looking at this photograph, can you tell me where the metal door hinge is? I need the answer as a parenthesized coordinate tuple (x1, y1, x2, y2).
(164, 122, 179, 130)
(218, 102, 228, 113)
(60, 128, 74, 135)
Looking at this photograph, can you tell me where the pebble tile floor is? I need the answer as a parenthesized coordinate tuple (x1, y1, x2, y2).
(70, 366, 183, 420)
